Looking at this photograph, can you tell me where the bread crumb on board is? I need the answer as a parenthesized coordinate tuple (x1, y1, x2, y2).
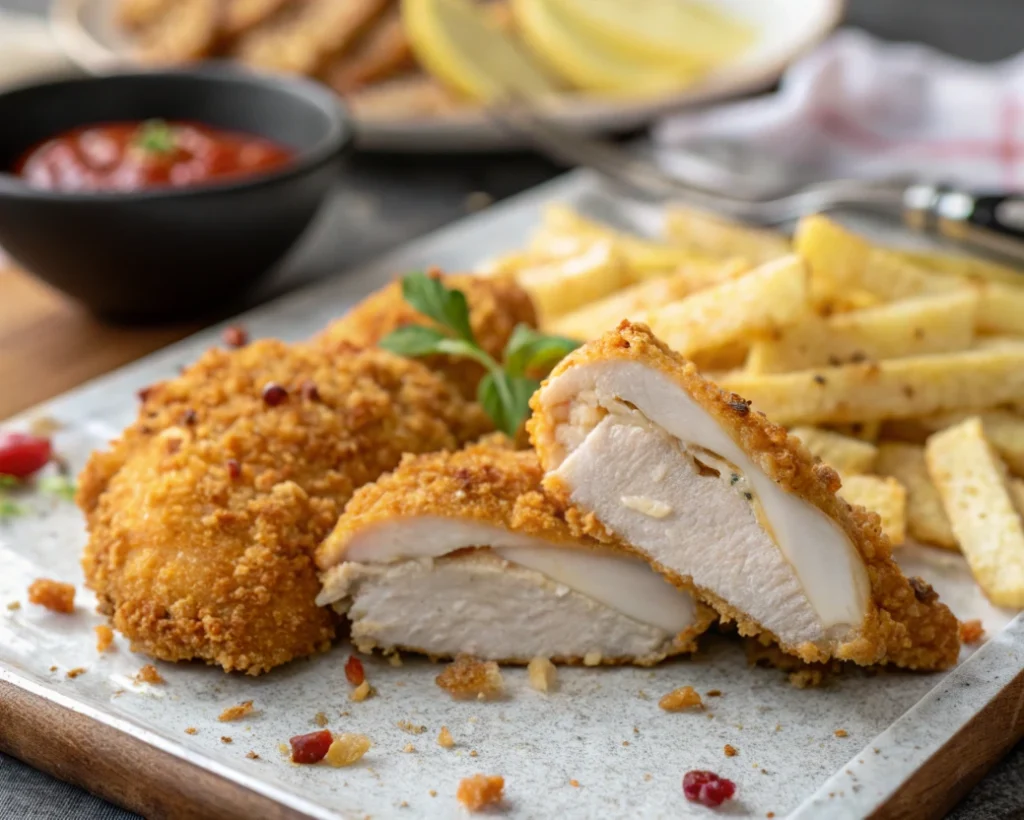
(134, 664, 164, 685)
(437, 726, 455, 749)
(659, 686, 703, 711)
(436, 655, 503, 701)
(28, 579, 75, 613)
(94, 625, 114, 652)
(527, 657, 557, 692)
(219, 701, 254, 722)
(457, 774, 504, 812)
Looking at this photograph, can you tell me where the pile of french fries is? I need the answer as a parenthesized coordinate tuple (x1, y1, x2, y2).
(481, 204, 1024, 609)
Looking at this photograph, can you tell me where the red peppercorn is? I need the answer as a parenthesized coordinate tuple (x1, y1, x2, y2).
(222, 325, 249, 348)
(262, 383, 288, 406)
(345, 655, 365, 686)
(226, 459, 241, 480)
(301, 380, 320, 402)
(683, 771, 736, 808)
(289, 730, 333, 764)
(0, 432, 52, 480)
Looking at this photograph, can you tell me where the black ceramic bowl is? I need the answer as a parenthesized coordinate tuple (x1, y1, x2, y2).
(0, 68, 352, 323)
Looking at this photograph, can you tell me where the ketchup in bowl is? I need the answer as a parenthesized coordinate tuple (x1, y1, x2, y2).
(14, 119, 293, 193)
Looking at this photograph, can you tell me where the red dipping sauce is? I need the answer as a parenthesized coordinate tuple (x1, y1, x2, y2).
(14, 120, 293, 193)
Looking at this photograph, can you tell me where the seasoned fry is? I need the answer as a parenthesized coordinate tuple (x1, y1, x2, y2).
(888, 247, 1023, 286)
(547, 259, 748, 339)
(723, 347, 1024, 426)
(890, 410, 1024, 477)
(746, 290, 979, 374)
(875, 443, 956, 549)
(976, 282, 1024, 335)
(838, 475, 907, 546)
(663, 205, 790, 265)
(639, 255, 808, 360)
(324, 6, 414, 94)
(790, 427, 877, 475)
(925, 418, 1024, 607)
(861, 249, 968, 302)
(516, 242, 630, 322)
(794, 215, 871, 309)
(134, 0, 219, 63)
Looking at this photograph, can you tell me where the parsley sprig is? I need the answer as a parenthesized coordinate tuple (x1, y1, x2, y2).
(379, 273, 579, 437)
(134, 119, 177, 155)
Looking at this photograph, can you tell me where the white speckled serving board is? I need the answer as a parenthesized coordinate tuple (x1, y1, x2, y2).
(1, 172, 1022, 820)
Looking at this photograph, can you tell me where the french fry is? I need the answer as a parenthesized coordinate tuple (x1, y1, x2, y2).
(793, 214, 871, 309)
(746, 290, 979, 374)
(829, 422, 882, 442)
(887, 247, 1024, 286)
(861, 249, 968, 303)
(838, 474, 907, 545)
(925, 418, 1024, 607)
(639, 255, 808, 360)
(976, 282, 1024, 335)
(721, 347, 1024, 426)
(547, 259, 749, 339)
(875, 443, 957, 549)
(893, 410, 1024, 477)
(663, 205, 790, 265)
(973, 335, 1024, 351)
(515, 241, 630, 322)
(790, 427, 878, 475)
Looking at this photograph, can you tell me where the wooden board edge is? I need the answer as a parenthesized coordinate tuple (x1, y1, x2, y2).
(0, 679, 312, 820)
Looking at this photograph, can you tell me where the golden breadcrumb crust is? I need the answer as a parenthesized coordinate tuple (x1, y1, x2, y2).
(528, 321, 961, 671)
(78, 341, 490, 675)
(314, 272, 537, 399)
(318, 436, 712, 662)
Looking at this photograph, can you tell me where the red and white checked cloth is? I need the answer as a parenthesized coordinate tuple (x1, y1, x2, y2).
(654, 30, 1024, 192)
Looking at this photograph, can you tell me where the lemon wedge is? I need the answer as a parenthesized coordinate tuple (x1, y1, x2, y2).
(512, 0, 701, 95)
(401, 0, 561, 101)
(551, 0, 754, 70)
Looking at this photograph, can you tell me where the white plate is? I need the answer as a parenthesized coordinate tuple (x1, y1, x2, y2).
(49, 0, 844, 152)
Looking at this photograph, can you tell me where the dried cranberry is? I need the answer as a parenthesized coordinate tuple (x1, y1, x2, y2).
(226, 459, 241, 480)
(300, 380, 320, 402)
(262, 383, 288, 406)
(0, 432, 52, 480)
(683, 770, 736, 808)
(289, 730, 333, 764)
(222, 325, 249, 348)
(345, 655, 365, 686)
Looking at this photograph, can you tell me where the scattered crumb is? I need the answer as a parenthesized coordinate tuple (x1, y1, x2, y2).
(644, 774, 652, 782)
(66, 667, 86, 679)
(399, 801, 408, 808)
(429, 790, 437, 798)
(389, 653, 403, 667)
(468, 716, 479, 724)
(134, 664, 164, 685)
(221, 736, 233, 744)
(314, 712, 329, 728)
(397, 720, 426, 735)
(767, 813, 776, 818)
(469, 750, 478, 758)
(960, 619, 985, 645)
(436, 655, 503, 701)
(659, 686, 703, 712)
(622, 741, 629, 747)
(637, 690, 650, 700)
(94, 625, 114, 653)
(6, 601, 20, 611)
(326, 734, 371, 767)
(706, 689, 722, 697)
(246, 751, 260, 760)
(219, 701, 254, 722)
(457, 774, 504, 812)
(789, 669, 827, 689)
(278, 744, 290, 757)
(775, 724, 783, 732)
(527, 657, 557, 692)
(403, 744, 416, 753)
(340, 711, 351, 718)
(185, 727, 197, 735)
(569, 779, 580, 788)
(724, 744, 738, 757)
(583, 651, 602, 666)
(350, 681, 373, 702)
(27, 579, 75, 613)
(112, 690, 124, 698)
(835, 729, 848, 738)
(437, 726, 455, 749)
(633, 726, 639, 734)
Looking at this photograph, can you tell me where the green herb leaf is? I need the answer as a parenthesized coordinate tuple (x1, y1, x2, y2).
(134, 119, 177, 155)
(38, 475, 77, 502)
(503, 324, 579, 378)
(401, 273, 475, 343)
(0, 475, 19, 489)
(477, 372, 540, 438)
(0, 497, 23, 520)
(378, 325, 450, 358)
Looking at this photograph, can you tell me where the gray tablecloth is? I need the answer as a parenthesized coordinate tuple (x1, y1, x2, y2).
(2, 0, 1022, 817)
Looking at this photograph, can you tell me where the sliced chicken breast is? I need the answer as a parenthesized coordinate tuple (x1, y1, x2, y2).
(529, 322, 960, 671)
(316, 438, 710, 665)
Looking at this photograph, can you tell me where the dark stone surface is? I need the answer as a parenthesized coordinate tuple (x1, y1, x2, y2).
(1, 0, 1021, 817)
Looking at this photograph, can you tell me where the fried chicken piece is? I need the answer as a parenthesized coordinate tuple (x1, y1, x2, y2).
(79, 341, 489, 675)
(322, 5, 413, 94)
(222, 0, 292, 40)
(529, 322, 961, 671)
(317, 436, 708, 665)
(316, 273, 538, 399)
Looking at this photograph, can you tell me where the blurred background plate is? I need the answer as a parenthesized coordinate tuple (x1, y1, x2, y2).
(50, 0, 845, 152)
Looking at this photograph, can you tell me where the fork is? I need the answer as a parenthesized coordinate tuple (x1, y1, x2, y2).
(489, 101, 1024, 266)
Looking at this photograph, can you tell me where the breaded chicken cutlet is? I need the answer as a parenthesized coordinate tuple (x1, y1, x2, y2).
(529, 322, 961, 671)
(79, 340, 490, 675)
(316, 272, 538, 399)
(317, 437, 709, 665)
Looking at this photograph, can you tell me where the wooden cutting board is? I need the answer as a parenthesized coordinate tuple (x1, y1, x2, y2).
(0, 266, 201, 421)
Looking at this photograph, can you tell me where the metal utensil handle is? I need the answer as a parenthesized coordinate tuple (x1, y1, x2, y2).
(903, 184, 1024, 265)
